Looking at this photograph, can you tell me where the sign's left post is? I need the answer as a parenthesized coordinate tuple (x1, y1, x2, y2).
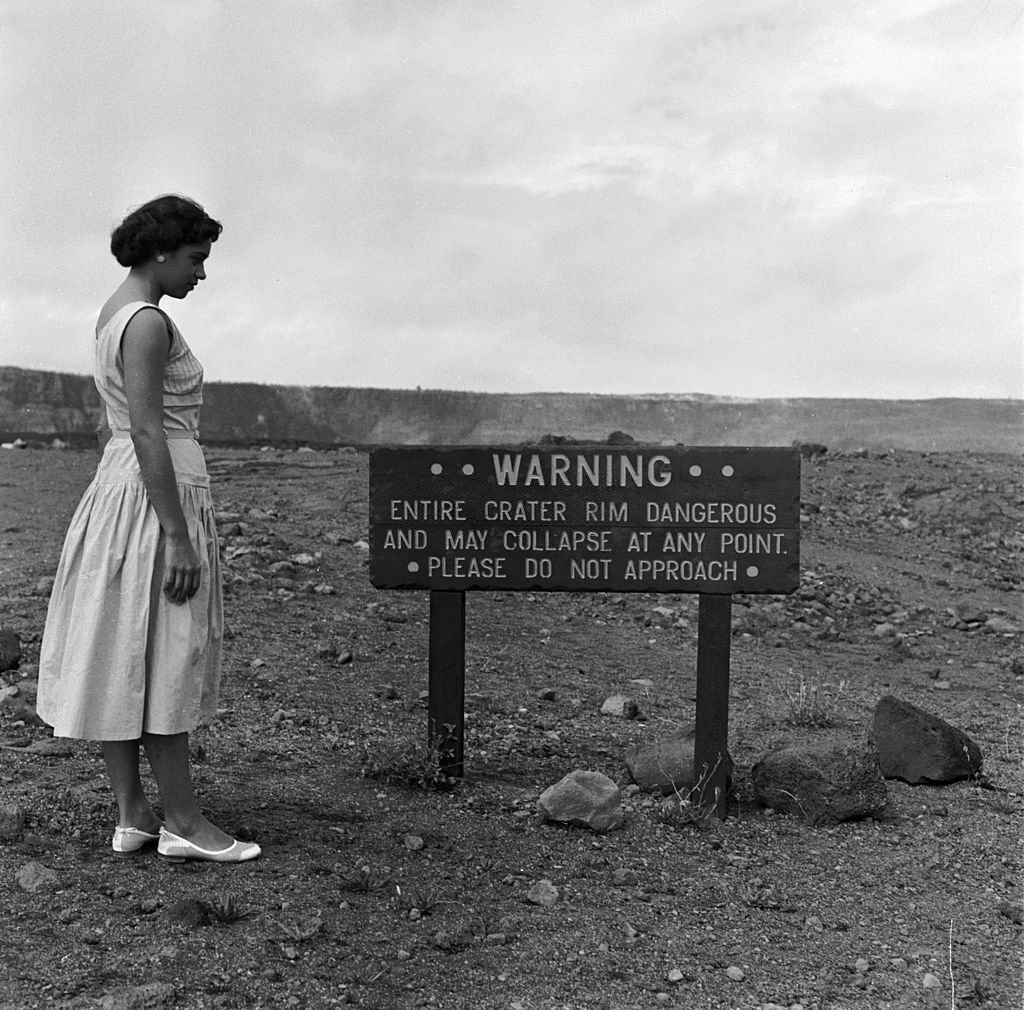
(428, 590, 466, 778)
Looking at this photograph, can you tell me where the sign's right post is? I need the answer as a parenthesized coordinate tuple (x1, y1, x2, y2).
(694, 593, 733, 819)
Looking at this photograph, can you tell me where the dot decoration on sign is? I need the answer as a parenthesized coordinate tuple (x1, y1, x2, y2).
(688, 465, 702, 477)
(462, 464, 475, 476)
(745, 565, 759, 578)
(430, 463, 443, 475)
(721, 465, 734, 477)
(407, 561, 420, 573)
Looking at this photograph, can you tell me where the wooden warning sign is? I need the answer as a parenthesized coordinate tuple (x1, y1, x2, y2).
(367, 443, 801, 815)
(370, 445, 800, 595)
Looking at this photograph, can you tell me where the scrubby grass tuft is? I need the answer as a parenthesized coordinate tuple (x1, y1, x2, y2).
(202, 893, 251, 924)
(656, 754, 728, 829)
(394, 883, 444, 916)
(781, 670, 847, 727)
(359, 730, 460, 791)
(273, 915, 324, 942)
(337, 864, 392, 893)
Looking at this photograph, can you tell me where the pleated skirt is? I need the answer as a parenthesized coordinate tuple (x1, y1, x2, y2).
(36, 438, 223, 740)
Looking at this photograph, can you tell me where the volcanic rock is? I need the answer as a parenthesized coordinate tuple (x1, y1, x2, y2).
(869, 695, 982, 784)
(751, 741, 888, 825)
(0, 628, 21, 671)
(537, 770, 625, 832)
(0, 681, 43, 726)
(600, 694, 639, 719)
(953, 599, 989, 623)
(526, 879, 560, 907)
(15, 861, 57, 893)
(624, 729, 734, 797)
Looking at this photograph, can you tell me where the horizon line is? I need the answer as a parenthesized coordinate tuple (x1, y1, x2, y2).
(1, 363, 1021, 405)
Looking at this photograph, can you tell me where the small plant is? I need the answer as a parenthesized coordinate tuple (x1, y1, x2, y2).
(359, 730, 459, 791)
(781, 670, 846, 727)
(339, 966, 385, 987)
(774, 787, 810, 823)
(985, 788, 1018, 815)
(657, 793, 717, 829)
(273, 915, 324, 942)
(657, 754, 727, 829)
(202, 893, 251, 924)
(338, 863, 392, 893)
(394, 883, 444, 916)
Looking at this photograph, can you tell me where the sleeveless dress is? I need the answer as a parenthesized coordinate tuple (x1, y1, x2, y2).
(36, 302, 224, 740)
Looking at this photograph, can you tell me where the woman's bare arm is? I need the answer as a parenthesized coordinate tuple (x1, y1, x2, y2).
(122, 309, 201, 604)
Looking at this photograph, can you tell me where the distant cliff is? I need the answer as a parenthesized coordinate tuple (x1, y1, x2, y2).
(1, 366, 1020, 453)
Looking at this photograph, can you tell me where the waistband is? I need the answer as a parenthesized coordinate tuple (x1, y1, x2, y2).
(110, 428, 198, 440)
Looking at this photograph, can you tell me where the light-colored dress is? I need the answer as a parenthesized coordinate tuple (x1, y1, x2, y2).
(36, 302, 223, 740)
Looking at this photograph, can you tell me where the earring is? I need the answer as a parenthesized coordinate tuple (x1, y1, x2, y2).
(156, 254, 166, 263)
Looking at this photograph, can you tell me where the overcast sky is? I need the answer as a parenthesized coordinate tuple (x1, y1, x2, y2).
(1, 1, 1020, 399)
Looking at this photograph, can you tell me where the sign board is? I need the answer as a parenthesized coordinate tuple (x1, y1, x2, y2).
(370, 445, 800, 595)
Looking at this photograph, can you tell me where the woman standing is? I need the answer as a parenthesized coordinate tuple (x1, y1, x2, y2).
(37, 195, 259, 863)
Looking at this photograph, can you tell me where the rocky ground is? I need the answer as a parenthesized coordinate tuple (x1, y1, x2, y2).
(0, 443, 1021, 1010)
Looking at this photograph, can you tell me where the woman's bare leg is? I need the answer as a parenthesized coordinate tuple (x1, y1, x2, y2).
(102, 740, 162, 831)
(142, 731, 234, 850)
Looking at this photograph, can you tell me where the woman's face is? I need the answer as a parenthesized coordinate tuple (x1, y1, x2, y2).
(158, 240, 212, 299)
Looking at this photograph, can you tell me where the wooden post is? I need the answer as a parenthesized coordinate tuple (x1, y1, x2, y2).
(428, 590, 466, 778)
(693, 593, 732, 819)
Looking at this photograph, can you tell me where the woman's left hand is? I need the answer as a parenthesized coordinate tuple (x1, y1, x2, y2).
(163, 532, 202, 605)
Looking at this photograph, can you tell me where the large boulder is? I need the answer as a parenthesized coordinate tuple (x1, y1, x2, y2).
(624, 729, 733, 797)
(869, 695, 982, 784)
(537, 770, 625, 833)
(751, 741, 888, 825)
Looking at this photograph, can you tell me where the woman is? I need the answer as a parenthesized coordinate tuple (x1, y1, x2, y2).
(37, 195, 259, 863)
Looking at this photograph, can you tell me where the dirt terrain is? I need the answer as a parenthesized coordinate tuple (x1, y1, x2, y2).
(0, 443, 1021, 1010)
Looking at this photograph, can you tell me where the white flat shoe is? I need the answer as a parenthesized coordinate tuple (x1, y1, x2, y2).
(112, 825, 162, 854)
(157, 827, 261, 863)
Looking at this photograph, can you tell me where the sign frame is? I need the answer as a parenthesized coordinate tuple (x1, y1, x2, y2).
(368, 444, 801, 818)
(371, 444, 800, 595)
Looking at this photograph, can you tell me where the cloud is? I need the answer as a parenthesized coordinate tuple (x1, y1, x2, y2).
(0, 0, 1019, 398)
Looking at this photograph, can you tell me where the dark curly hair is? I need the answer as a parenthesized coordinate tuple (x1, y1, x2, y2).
(110, 195, 222, 268)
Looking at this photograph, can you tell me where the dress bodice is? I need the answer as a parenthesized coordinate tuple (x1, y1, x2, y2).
(94, 302, 203, 435)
